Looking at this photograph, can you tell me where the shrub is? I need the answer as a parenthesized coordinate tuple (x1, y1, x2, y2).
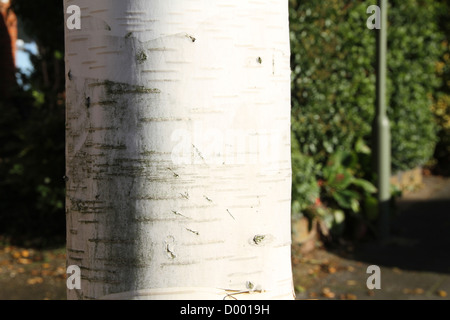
(289, 0, 445, 238)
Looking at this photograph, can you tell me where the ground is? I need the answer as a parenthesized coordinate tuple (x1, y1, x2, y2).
(0, 244, 66, 300)
(292, 174, 450, 300)
(0, 175, 449, 300)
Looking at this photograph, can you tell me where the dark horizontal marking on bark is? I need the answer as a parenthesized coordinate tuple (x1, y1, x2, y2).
(68, 256, 83, 261)
(131, 217, 183, 223)
(78, 220, 99, 224)
(146, 79, 180, 82)
(88, 46, 107, 51)
(172, 210, 189, 218)
(119, 23, 146, 27)
(160, 260, 200, 267)
(124, 11, 147, 15)
(113, 158, 155, 163)
(100, 260, 149, 268)
(204, 255, 234, 261)
(130, 196, 179, 201)
(77, 208, 111, 214)
(88, 238, 137, 244)
(79, 266, 117, 274)
(142, 69, 178, 73)
(89, 80, 160, 94)
(236, 194, 264, 199)
(66, 187, 88, 192)
(67, 248, 85, 253)
(140, 151, 172, 156)
(165, 61, 191, 64)
(93, 144, 126, 150)
(71, 37, 88, 42)
(228, 256, 258, 262)
(89, 66, 106, 70)
(89, 9, 108, 14)
(226, 270, 264, 278)
(75, 200, 105, 204)
(181, 240, 226, 247)
(104, 172, 142, 178)
(185, 228, 199, 235)
(81, 60, 97, 65)
(273, 241, 291, 248)
(82, 277, 121, 285)
(139, 117, 184, 122)
(96, 51, 121, 55)
(117, 15, 156, 20)
(178, 205, 219, 211)
(88, 126, 116, 132)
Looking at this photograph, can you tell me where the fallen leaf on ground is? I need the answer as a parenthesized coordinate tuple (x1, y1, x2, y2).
(295, 285, 306, 293)
(403, 288, 412, 294)
(41, 270, 52, 276)
(17, 258, 31, 265)
(413, 288, 424, 295)
(27, 277, 44, 285)
(322, 287, 336, 298)
(437, 290, 447, 297)
(347, 266, 355, 272)
(21, 250, 30, 258)
(328, 266, 337, 274)
(346, 280, 357, 286)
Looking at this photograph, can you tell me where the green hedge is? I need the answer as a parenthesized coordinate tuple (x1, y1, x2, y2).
(290, 0, 445, 237)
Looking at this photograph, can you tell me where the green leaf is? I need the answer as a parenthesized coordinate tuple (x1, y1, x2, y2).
(352, 179, 377, 193)
(355, 138, 371, 155)
(332, 191, 351, 209)
(350, 198, 360, 213)
(333, 210, 345, 224)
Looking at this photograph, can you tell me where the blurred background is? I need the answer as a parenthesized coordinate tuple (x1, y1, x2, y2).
(0, 0, 448, 299)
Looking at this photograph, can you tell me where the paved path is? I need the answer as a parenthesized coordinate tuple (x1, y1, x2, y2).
(293, 175, 450, 300)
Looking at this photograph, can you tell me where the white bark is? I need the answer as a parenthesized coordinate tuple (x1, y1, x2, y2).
(64, 0, 293, 300)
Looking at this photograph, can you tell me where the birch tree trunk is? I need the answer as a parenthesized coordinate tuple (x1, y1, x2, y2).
(64, 0, 293, 300)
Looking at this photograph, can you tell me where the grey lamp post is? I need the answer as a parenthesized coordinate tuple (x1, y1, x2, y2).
(374, 0, 391, 241)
